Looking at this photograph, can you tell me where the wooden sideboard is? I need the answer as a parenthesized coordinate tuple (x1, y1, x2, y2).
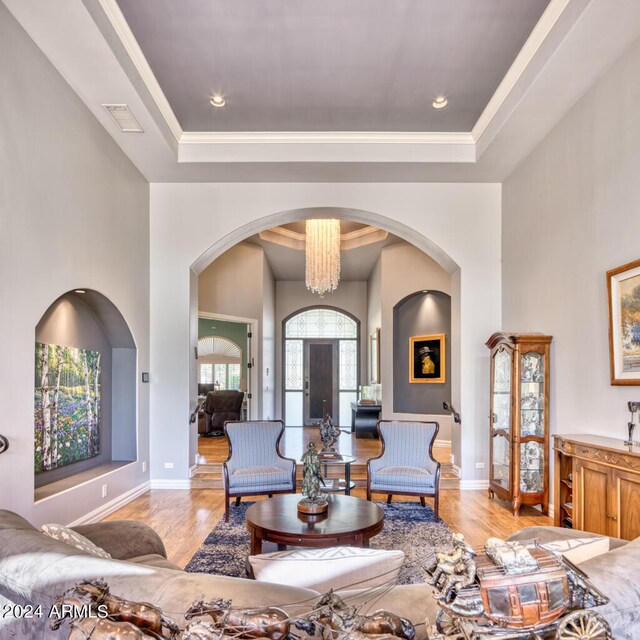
(554, 434, 640, 540)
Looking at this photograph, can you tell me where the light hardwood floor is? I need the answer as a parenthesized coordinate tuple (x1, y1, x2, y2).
(105, 431, 552, 568)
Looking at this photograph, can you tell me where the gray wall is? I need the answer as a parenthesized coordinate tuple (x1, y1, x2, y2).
(393, 291, 452, 415)
(0, 4, 149, 525)
(503, 36, 640, 469)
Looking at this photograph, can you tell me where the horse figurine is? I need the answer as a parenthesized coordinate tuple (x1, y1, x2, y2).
(51, 579, 180, 639)
(309, 592, 414, 640)
(181, 619, 224, 640)
(185, 598, 291, 640)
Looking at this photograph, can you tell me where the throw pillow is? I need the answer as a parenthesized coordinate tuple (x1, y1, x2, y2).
(541, 536, 609, 564)
(248, 546, 404, 592)
(41, 523, 112, 559)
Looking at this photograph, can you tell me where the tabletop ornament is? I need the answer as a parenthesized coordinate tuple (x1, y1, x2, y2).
(298, 442, 329, 514)
(53, 580, 416, 640)
(318, 411, 342, 458)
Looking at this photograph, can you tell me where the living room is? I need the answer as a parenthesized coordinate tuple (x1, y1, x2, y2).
(2, 1, 640, 638)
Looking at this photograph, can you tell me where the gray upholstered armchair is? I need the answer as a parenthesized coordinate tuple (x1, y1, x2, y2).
(366, 420, 441, 520)
(223, 420, 296, 522)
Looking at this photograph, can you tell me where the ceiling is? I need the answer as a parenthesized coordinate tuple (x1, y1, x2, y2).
(247, 222, 401, 281)
(115, 0, 550, 133)
(5, 0, 640, 181)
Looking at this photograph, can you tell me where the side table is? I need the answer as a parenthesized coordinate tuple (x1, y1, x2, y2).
(315, 454, 356, 495)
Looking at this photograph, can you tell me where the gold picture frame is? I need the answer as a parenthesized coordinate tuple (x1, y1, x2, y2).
(409, 334, 445, 384)
(607, 258, 640, 385)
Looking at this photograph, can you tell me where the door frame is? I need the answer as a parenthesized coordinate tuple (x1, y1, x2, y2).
(303, 339, 339, 426)
(282, 305, 360, 428)
(198, 311, 259, 420)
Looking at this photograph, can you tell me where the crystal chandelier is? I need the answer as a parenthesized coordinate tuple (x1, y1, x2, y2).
(305, 219, 341, 296)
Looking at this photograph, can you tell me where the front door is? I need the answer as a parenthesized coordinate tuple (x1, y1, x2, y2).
(303, 340, 338, 426)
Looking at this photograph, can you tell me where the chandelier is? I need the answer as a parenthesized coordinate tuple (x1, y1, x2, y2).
(305, 219, 341, 296)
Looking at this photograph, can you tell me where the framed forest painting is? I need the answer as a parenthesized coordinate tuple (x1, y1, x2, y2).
(34, 342, 101, 473)
(608, 259, 640, 385)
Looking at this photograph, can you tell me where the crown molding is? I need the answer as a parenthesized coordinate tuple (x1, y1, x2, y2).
(179, 131, 475, 145)
(472, 0, 575, 150)
(97, 0, 183, 143)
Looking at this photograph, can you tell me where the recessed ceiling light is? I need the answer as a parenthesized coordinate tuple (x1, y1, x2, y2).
(74, 289, 86, 294)
(432, 96, 448, 109)
(210, 95, 226, 108)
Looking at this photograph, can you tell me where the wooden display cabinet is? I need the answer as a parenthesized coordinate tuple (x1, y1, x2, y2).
(554, 434, 640, 540)
(486, 332, 553, 516)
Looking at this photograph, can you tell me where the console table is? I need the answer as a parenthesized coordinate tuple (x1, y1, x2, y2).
(350, 403, 381, 438)
(554, 434, 640, 540)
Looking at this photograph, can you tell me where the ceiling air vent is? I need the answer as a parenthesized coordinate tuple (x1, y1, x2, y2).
(102, 104, 144, 133)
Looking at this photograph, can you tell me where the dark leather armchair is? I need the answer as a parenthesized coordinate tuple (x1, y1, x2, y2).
(200, 390, 245, 436)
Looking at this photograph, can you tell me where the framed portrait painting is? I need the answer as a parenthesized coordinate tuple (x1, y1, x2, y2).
(409, 334, 445, 384)
(608, 258, 640, 385)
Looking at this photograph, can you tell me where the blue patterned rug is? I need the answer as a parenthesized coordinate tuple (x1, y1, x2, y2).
(185, 501, 453, 584)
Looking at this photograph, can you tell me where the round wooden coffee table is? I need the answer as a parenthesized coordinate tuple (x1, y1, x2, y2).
(245, 493, 384, 555)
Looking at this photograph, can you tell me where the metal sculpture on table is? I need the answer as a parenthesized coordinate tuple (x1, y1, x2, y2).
(303, 591, 415, 640)
(51, 579, 180, 638)
(318, 413, 341, 456)
(298, 442, 329, 514)
(185, 598, 291, 639)
(426, 535, 612, 640)
(0, 434, 8, 454)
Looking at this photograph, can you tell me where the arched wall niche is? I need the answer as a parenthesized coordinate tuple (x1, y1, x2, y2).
(393, 290, 452, 417)
(34, 289, 137, 496)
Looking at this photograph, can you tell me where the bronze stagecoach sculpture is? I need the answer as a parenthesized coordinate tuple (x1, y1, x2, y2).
(426, 536, 611, 640)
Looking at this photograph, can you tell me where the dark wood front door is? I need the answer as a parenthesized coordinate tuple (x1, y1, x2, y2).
(304, 340, 338, 426)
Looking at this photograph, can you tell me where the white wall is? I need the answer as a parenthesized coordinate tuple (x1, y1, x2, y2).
(378, 243, 454, 443)
(262, 256, 276, 420)
(0, 5, 150, 524)
(503, 36, 640, 451)
(150, 183, 502, 485)
(274, 280, 368, 421)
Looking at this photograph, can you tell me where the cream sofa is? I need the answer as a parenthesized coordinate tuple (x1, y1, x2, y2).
(0, 509, 436, 639)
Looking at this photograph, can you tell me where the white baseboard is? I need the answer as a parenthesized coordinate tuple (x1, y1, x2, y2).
(433, 439, 451, 449)
(547, 503, 555, 519)
(451, 464, 461, 478)
(68, 481, 150, 526)
(460, 479, 490, 491)
(189, 464, 198, 479)
(150, 479, 191, 489)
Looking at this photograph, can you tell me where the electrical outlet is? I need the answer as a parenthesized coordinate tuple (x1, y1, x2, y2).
(475, 462, 485, 469)
(101, 484, 108, 498)
(142, 460, 147, 473)
(164, 462, 174, 469)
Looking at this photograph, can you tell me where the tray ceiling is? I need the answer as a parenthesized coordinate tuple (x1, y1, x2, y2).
(115, 0, 550, 132)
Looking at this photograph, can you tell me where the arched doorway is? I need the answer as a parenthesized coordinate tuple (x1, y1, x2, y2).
(283, 306, 359, 427)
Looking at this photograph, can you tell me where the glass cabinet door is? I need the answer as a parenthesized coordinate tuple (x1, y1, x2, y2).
(520, 351, 545, 493)
(491, 347, 512, 490)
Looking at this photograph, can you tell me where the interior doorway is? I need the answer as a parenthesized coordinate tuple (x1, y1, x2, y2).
(304, 340, 338, 425)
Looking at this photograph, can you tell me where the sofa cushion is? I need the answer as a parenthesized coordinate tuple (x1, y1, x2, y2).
(541, 536, 609, 564)
(72, 519, 168, 560)
(249, 546, 404, 592)
(41, 523, 111, 559)
(128, 554, 182, 571)
(577, 535, 640, 639)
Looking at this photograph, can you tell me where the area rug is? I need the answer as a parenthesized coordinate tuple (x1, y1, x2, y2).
(185, 502, 453, 584)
